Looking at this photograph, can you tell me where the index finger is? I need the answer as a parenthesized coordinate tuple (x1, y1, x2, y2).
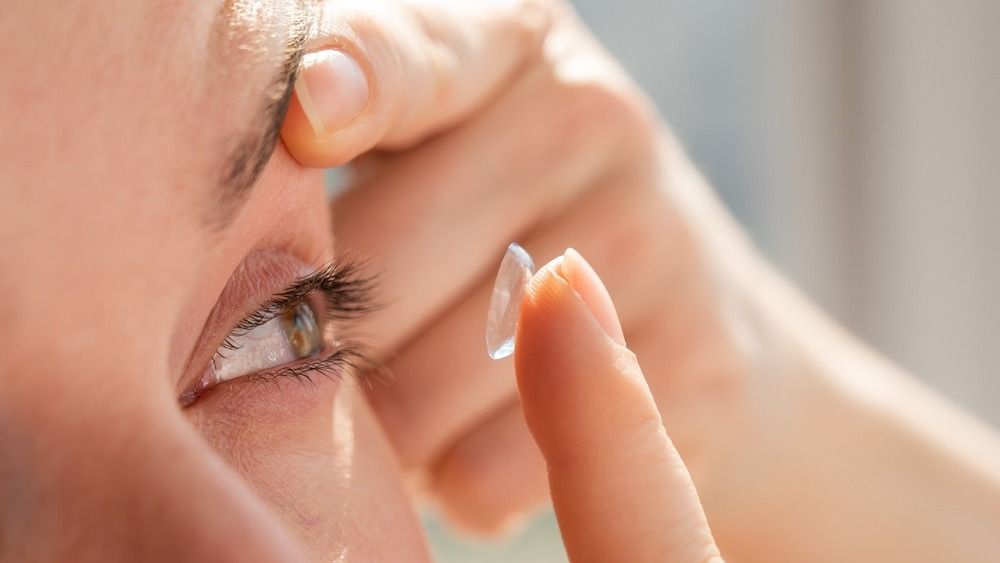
(281, 0, 555, 167)
(516, 249, 723, 562)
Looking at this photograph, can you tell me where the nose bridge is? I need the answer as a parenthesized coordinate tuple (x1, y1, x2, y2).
(0, 392, 309, 562)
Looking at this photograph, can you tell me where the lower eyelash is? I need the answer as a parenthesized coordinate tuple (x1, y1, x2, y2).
(244, 341, 387, 390)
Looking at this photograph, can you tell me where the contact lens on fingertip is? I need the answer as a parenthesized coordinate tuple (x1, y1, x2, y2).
(486, 243, 535, 360)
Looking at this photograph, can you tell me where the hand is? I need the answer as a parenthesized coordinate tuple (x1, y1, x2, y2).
(281, 0, 759, 536)
(515, 248, 722, 563)
(282, 2, 1000, 561)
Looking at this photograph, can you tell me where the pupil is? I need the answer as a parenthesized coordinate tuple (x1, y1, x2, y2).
(281, 302, 322, 358)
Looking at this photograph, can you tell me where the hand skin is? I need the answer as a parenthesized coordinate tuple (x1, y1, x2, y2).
(281, 0, 1000, 560)
(515, 249, 723, 563)
(706, 230, 1000, 562)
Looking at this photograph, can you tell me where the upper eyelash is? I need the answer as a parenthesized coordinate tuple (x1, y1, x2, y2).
(220, 257, 378, 353)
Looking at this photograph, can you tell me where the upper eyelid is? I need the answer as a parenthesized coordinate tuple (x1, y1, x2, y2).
(225, 258, 378, 346)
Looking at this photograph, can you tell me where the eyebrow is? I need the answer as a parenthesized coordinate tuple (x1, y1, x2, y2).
(214, 5, 311, 226)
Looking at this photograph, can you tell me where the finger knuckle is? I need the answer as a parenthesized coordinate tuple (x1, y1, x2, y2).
(504, 0, 565, 43)
(565, 78, 659, 152)
(556, 81, 660, 188)
(434, 450, 518, 526)
(526, 28, 659, 154)
(522, 7, 659, 153)
(438, 445, 490, 494)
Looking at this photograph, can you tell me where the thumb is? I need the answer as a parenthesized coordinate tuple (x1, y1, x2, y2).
(280, 0, 553, 167)
(515, 249, 723, 563)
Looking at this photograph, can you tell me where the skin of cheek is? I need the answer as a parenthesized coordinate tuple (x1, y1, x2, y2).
(0, 375, 315, 562)
(186, 375, 431, 562)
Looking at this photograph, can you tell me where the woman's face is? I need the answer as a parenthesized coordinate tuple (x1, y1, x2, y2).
(0, 1, 427, 560)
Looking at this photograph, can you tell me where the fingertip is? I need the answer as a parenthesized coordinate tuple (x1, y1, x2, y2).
(514, 251, 629, 394)
(295, 50, 370, 138)
(280, 100, 371, 168)
(514, 253, 647, 461)
(514, 255, 592, 397)
(281, 49, 374, 168)
(513, 250, 722, 562)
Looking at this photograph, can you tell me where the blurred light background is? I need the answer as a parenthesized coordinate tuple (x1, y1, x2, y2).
(429, 1, 999, 560)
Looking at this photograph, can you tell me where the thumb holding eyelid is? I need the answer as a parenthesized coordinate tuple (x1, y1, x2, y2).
(288, 50, 370, 142)
(515, 249, 723, 563)
(280, 1, 552, 168)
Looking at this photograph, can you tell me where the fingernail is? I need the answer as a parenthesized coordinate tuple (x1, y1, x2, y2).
(295, 50, 369, 138)
(558, 248, 626, 345)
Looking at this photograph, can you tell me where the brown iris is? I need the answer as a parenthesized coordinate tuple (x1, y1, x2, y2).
(279, 301, 323, 358)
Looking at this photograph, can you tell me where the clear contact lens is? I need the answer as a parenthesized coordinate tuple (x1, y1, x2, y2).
(486, 242, 535, 360)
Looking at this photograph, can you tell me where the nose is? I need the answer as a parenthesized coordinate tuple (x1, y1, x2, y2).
(0, 393, 309, 562)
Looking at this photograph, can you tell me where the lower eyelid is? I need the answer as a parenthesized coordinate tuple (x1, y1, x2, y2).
(181, 347, 351, 407)
(247, 343, 375, 387)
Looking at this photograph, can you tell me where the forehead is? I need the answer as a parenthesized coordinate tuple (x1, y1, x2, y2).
(0, 0, 304, 219)
(214, 0, 312, 105)
(0, 0, 305, 146)
(0, 0, 311, 314)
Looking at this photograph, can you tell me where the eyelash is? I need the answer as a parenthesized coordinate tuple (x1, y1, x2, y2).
(242, 343, 377, 389)
(220, 258, 377, 354)
(198, 258, 380, 402)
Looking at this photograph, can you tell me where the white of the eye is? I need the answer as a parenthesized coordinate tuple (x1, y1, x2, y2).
(213, 316, 297, 383)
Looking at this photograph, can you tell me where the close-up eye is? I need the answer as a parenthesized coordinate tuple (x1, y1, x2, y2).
(214, 299, 325, 384)
(179, 257, 376, 406)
